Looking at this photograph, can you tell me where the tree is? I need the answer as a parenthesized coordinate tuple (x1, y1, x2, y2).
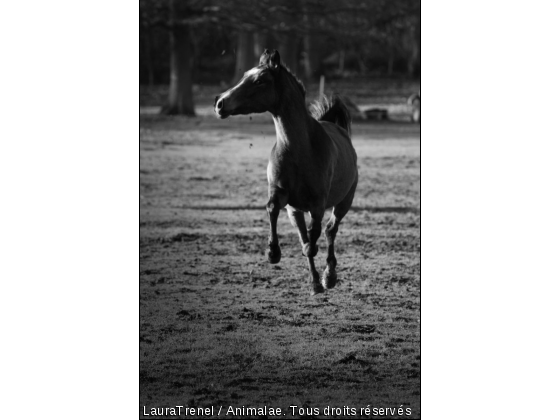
(139, 0, 420, 114)
(232, 30, 256, 84)
(302, 33, 321, 79)
(162, 17, 195, 114)
(140, 0, 216, 116)
(160, 0, 196, 115)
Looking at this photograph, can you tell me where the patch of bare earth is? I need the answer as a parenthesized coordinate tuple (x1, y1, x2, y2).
(140, 114, 420, 419)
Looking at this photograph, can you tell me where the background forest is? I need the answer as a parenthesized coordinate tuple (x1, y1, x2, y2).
(140, 0, 420, 115)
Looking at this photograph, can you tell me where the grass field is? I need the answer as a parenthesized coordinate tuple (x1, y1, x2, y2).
(140, 87, 420, 418)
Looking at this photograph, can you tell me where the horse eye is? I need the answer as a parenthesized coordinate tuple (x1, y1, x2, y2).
(254, 79, 261, 85)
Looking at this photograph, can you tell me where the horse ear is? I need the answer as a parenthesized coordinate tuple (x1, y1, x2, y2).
(269, 50, 281, 69)
(259, 48, 281, 69)
(259, 49, 270, 65)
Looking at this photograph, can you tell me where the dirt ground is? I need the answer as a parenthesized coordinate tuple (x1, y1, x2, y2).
(140, 110, 420, 418)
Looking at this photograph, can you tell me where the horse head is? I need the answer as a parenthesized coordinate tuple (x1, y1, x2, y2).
(214, 49, 282, 119)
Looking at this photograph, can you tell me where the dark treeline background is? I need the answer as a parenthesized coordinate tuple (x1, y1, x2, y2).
(140, 0, 420, 115)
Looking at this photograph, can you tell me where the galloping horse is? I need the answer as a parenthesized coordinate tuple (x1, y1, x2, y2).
(214, 49, 358, 295)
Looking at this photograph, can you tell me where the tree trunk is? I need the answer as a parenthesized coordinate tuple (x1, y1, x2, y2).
(303, 34, 321, 80)
(253, 32, 264, 61)
(301, 6, 320, 81)
(387, 50, 394, 75)
(338, 49, 345, 74)
(407, 24, 420, 76)
(144, 26, 155, 86)
(357, 56, 367, 75)
(232, 30, 255, 84)
(161, 0, 195, 116)
(277, 33, 298, 73)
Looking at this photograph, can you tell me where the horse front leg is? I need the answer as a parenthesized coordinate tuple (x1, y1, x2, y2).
(286, 207, 316, 257)
(265, 188, 288, 264)
(305, 209, 325, 295)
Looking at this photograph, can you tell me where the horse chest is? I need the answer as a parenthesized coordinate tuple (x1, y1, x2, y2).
(267, 158, 329, 210)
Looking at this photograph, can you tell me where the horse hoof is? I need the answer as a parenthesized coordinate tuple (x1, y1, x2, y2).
(311, 283, 325, 296)
(267, 246, 281, 264)
(322, 268, 337, 289)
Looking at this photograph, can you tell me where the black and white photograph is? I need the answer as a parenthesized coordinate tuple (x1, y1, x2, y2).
(6, 1, 560, 420)
(140, 0, 420, 418)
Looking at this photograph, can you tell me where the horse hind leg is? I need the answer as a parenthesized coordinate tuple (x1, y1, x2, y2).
(322, 213, 340, 289)
(322, 179, 357, 289)
(306, 210, 325, 295)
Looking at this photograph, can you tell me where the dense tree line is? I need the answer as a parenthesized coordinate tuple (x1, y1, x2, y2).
(140, 0, 420, 115)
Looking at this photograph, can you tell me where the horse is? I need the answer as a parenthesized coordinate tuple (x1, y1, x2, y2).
(214, 49, 358, 295)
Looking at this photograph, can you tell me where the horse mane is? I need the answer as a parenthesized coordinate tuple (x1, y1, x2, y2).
(309, 95, 352, 136)
(279, 64, 306, 98)
(275, 63, 351, 135)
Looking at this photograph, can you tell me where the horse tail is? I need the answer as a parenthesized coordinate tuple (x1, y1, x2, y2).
(310, 95, 352, 137)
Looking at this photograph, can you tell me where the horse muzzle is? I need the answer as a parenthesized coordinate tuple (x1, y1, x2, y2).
(214, 95, 229, 119)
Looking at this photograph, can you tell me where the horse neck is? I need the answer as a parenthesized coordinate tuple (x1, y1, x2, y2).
(271, 75, 313, 155)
